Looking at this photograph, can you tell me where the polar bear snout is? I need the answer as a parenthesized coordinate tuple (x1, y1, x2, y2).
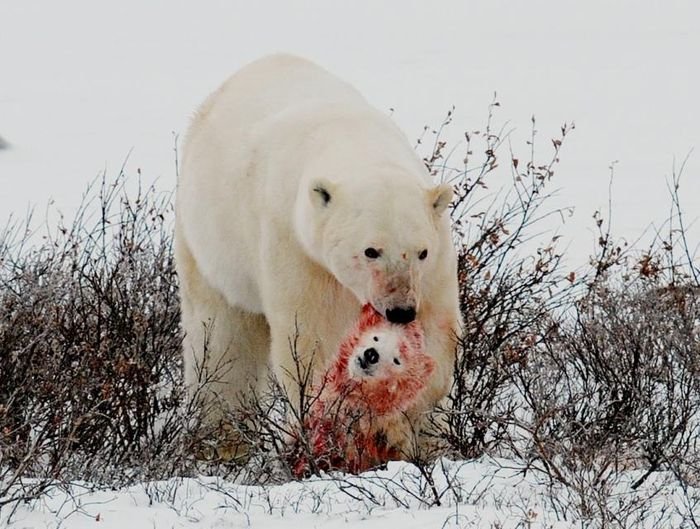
(372, 273, 418, 324)
(386, 306, 416, 324)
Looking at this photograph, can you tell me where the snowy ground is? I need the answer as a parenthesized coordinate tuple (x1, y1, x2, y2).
(3, 458, 697, 529)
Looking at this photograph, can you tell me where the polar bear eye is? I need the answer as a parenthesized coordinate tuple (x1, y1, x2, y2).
(364, 247, 381, 259)
(393, 358, 401, 365)
(418, 249, 428, 260)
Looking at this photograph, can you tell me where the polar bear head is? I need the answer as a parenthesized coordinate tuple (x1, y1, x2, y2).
(326, 303, 435, 416)
(295, 164, 453, 324)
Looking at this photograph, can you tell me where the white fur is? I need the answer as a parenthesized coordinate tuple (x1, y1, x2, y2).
(175, 54, 461, 444)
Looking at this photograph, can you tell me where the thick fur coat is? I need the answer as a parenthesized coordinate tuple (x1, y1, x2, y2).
(292, 304, 436, 476)
(175, 54, 461, 453)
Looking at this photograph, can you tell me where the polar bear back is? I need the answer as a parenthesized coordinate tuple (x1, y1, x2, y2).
(177, 54, 366, 312)
(176, 54, 427, 314)
(189, 55, 367, 140)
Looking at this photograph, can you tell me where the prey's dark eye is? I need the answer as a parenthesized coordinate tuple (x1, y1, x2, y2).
(393, 358, 401, 365)
(364, 247, 381, 259)
(418, 249, 428, 260)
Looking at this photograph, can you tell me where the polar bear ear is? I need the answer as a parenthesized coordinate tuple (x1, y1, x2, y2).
(310, 180, 334, 208)
(428, 183, 453, 216)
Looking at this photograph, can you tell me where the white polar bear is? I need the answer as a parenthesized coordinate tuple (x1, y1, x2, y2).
(175, 54, 461, 452)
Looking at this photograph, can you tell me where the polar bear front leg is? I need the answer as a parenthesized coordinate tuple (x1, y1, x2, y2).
(260, 252, 355, 413)
(266, 290, 344, 413)
(268, 321, 324, 413)
(420, 309, 461, 406)
(397, 306, 461, 456)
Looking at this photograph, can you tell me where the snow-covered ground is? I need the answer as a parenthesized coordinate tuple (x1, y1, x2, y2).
(4, 458, 697, 528)
(1, 1, 699, 267)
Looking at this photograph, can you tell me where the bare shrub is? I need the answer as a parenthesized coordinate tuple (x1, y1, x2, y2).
(0, 170, 198, 511)
(418, 101, 579, 460)
(418, 102, 699, 526)
(504, 233, 699, 525)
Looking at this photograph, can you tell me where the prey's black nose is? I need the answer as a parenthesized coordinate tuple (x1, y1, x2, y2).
(386, 306, 416, 324)
(363, 347, 379, 365)
(358, 347, 380, 371)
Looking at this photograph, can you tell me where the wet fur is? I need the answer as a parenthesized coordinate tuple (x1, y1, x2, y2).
(292, 304, 435, 476)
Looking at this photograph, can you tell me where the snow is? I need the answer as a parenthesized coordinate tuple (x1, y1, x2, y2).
(4, 458, 696, 528)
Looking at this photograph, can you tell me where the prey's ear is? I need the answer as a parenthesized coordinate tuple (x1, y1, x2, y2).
(310, 179, 334, 208)
(428, 183, 453, 216)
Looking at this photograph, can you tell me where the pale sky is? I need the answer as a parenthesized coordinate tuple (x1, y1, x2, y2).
(1, 0, 698, 267)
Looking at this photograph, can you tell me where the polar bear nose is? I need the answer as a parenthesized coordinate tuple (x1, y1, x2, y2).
(386, 306, 416, 324)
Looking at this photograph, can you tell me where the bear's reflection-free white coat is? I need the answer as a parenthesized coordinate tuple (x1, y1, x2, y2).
(175, 54, 461, 452)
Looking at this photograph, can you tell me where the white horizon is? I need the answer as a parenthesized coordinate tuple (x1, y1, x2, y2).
(1, 0, 698, 268)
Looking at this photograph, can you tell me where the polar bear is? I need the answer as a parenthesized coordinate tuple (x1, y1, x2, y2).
(291, 303, 436, 476)
(324, 303, 435, 417)
(175, 54, 461, 454)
